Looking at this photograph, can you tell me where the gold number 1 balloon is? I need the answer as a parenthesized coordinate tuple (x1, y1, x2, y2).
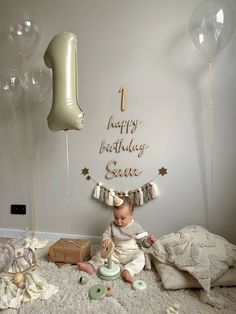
(44, 32, 84, 131)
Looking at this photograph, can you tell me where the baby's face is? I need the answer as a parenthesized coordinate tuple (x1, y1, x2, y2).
(113, 205, 133, 227)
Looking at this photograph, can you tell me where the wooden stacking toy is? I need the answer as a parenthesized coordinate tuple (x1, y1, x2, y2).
(98, 241, 120, 280)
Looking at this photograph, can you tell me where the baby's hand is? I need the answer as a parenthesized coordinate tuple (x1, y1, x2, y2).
(102, 239, 110, 249)
(147, 234, 156, 245)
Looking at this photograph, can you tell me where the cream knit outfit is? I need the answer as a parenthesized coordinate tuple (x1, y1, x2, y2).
(89, 220, 150, 276)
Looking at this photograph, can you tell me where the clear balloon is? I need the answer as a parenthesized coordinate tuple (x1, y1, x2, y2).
(21, 52, 52, 103)
(7, 17, 39, 54)
(188, 0, 235, 60)
(44, 32, 84, 131)
(0, 67, 23, 109)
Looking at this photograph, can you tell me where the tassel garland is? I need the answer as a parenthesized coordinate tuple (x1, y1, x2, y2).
(82, 166, 167, 207)
(92, 181, 160, 207)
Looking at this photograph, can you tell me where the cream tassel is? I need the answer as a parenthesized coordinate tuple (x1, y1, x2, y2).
(104, 188, 109, 204)
(139, 188, 144, 205)
(93, 183, 102, 200)
(143, 187, 148, 203)
(150, 181, 160, 199)
(99, 186, 105, 202)
(107, 189, 115, 206)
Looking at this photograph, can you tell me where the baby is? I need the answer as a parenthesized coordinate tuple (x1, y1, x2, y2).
(78, 195, 156, 283)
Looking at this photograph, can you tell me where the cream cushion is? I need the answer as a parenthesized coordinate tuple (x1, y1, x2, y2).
(152, 259, 236, 289)
(149, 225, 236, 292)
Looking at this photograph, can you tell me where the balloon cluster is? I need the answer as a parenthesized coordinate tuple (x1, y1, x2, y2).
(188, 0, 235, 61)
(0, 16, 51, 109)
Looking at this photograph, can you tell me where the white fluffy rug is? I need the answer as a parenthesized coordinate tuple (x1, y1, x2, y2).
(3, 242, 236, 314)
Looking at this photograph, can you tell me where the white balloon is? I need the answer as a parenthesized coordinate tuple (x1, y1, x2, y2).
(0, 67, 23, 109)
(188, 0, 235, 60)
(21, 52, 52, 103)
(7, 17, 39, 54)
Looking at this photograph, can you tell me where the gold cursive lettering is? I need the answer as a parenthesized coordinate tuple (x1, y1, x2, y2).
(107, 115, 142, 134)
(99, 138, 149, 157)
(105, 160, 142, 179)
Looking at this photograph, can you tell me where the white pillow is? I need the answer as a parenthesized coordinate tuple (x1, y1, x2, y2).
(150, 225, 236, 292)
(152, 260, 236, 289)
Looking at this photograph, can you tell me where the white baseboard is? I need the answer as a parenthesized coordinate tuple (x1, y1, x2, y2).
(0, 228, 101, 243)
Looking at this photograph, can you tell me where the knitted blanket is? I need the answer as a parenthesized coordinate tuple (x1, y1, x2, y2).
(148, 225, 236, 308)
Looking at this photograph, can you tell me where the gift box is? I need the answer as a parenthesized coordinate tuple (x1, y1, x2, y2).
(49, 238, 91, 264)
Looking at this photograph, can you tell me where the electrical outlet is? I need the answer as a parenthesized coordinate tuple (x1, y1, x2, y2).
(11, 204, 26, 215)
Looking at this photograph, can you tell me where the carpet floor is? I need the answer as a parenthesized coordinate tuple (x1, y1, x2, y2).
(2, 242, 236, 314)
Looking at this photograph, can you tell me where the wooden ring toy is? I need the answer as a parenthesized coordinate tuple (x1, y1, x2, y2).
(100, 241, 115, 259)
(106, 285, 113, 296)
(132, 279, 147, 291)
(89, 284, 107, 300)
(79, 275, 89, 284)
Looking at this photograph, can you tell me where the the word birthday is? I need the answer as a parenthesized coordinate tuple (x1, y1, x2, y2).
(100, 138, 149, 158)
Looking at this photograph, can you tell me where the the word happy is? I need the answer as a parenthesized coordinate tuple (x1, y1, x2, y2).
(107, 115, 142, 134)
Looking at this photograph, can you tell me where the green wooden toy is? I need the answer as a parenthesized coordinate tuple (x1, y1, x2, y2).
(98, 241, 120, 281)
(89, 284, 107, 300)
(79, 275, 89, 285)
(132, 279, 147, 291)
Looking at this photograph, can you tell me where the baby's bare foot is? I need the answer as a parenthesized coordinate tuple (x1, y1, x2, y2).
(77, 262, 95, 275)
(122, 270, 133, 283)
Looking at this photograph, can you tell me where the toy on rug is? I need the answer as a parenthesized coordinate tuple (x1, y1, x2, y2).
(12, 272, 25, 289)
(106, 285, 113, 296)
(78, 195, 156, 283)
(0, 271, 59, 309)
(132, 279, 147, 291)
(89, 284, 114, 300)
(98, 240, 120, 281)
(0, 242, 36, 273)
(79, 275, 89, 285)
(89, 284, 107, 300)
(166, 303, 180, 314)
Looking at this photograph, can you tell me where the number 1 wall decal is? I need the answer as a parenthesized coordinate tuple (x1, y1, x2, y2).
(119, 85, 127, 111)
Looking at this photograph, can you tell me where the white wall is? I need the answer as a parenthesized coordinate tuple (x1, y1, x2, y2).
(0, 0, 236, 243)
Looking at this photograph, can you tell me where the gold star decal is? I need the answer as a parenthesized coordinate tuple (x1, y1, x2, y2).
(158, 167, 167, 176)
(81, 167, 89, 176)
